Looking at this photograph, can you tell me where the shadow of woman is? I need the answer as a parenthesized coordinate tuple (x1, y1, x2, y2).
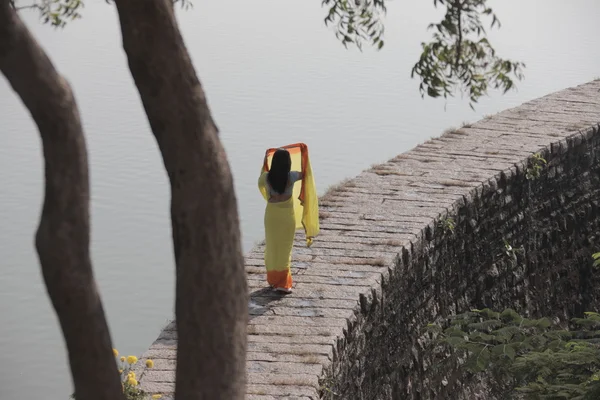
(248, 287, 289, 321)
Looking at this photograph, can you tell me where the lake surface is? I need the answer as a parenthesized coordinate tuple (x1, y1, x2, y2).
(1, 0, 598, 397)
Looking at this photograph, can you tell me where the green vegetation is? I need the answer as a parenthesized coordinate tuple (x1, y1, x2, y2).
(428, 243, 600, 400)
(428, 308, 600, 399)
(592, 253, 600, 269)
(15, 0, 525, 108)
(526, 153, 548, 181)
(323, 0, 525, 108)
(426, 249, 600, 399)
(438, 216, 456, 236)
(501, 239, 523, 268)
(9, 0, 193, 27)
(70, 351, 161, 399)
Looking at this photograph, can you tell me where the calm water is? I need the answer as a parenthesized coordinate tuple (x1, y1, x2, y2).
(1, 0, 598, 397)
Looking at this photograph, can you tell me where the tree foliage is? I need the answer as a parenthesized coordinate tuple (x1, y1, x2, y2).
(8, 0, 192, 27)
(592, 252, 600, 269)
(322, 0, 525, 108)
(428, 309, 600, 399)
(13, 0, 525, 108)
(9, 0, 82, 27)
(322, 0, 387, 50)
(526, 153, 548, 181)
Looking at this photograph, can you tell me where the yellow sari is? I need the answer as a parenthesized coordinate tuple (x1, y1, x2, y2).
(258, 143, 319, 290)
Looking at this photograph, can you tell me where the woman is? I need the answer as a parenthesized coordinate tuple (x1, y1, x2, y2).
(259, 148, 303, 294)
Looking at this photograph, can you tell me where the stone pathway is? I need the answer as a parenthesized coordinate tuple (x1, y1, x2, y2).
(135, 81, 600, 399)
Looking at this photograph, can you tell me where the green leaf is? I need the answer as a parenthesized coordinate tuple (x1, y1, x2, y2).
(468, 319, 503, 332)
(535, 318, 552, 330)
(445, 326, 468, 337)
(444, 335, 466, 347)
(475, 347, 491, 371)
(500, 308, 523, 323)
(505, 344, 516, 360)
(480, 308, 501, 319)
(491, 344, 506, 356)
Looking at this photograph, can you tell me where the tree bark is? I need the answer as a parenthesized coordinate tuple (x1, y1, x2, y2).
(0, 3, 124, 400)
(113, 1, 248, 399)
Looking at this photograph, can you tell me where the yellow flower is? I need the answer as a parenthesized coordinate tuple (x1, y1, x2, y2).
(118, 369, 123, 374)
(113, 348, 119, 357)
(152, 395, 162, 399)
(126, 355, 138, 365)
(127, 377, 138, 386)
(120, 356, 126, 362)
(146, 359, 154, 368)
(128, 371, 136, 379)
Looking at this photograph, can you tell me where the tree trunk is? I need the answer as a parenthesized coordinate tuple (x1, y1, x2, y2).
(0, 3, 124, 400)
(113, 1, 248, 399)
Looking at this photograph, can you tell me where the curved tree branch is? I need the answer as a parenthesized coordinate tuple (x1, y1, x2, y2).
(455, 0, 462, 69)
(112, 0, 248, 398)
(0, 2, 123, 399)
(11, 1, 42, 11)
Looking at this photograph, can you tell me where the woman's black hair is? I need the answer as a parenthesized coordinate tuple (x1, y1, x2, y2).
(268, 148, 292, 194)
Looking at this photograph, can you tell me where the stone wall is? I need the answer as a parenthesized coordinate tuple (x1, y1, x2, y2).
(136, 81, 600, 400)
(322, 82, 600, 399)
